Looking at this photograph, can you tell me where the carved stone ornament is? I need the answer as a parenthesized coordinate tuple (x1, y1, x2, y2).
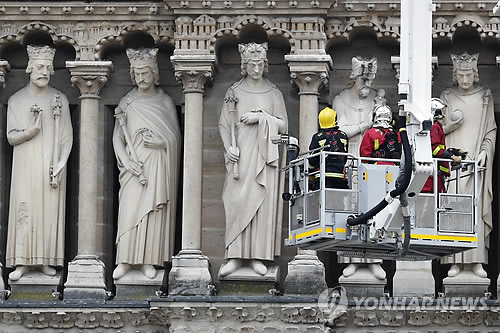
(408, 310, 431, 326)
(323, 308, 348, 328)
(459, 310, 483, 326)
(300, 307, 319, 323)
(485, 309, 500, 326)
(206, 306, 223, 321)
(180, 307, 197, 321)
(433, 310, 457, 325)
(1, 312, 22, 325)
(100, 312, 124, 328)
(49, 312, 73, 329)
(232, 307, 250, 322)
(353, 310, 379, 327)
(75, 312, 99, 328)
(380, 310, 405, 326)
(149, 307, 177, 326)
(128, 311, 149, 326)
(255, 307, 276, 322)
(281, 307, 301, 324)
(24, 312, 49, 329)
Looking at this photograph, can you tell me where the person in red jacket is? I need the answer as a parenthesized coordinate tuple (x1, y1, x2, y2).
(359, 105, 401, 165)
(421, 98, 461, 193)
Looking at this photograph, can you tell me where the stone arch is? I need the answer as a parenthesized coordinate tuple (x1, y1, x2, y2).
(0, 21, 80, 59)
(211, 15, 295, 54)
(95, 23, 165, 60)
(325, 17, 399, 50)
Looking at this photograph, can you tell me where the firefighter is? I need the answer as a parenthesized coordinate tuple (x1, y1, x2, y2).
(359, 104, 401, 165)
(421, 98, 462, 193)
(308, 107, 349, 189)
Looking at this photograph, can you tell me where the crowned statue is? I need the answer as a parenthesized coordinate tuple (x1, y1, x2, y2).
(6, 44, 73, 281)
(218, 42, 288, 277)
(112, 47, 181, 281)
(440, 52, 496, 279)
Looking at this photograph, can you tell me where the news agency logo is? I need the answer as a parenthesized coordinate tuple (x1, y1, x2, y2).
(318, 286, 348, 317)
(318, 287, 488, 312)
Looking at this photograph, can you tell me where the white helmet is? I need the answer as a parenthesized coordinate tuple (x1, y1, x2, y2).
(373, 105, 392, 128)
(431, 98, 446, 119)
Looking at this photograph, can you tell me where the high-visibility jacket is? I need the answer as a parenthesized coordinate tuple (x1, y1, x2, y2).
(308, 127, 349, 180)
(422, 120, 452, 193)
(359, 127, 401, 165)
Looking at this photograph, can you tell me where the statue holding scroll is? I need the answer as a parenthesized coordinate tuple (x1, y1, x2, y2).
(218, 42, 288, 277)
(112, 48, 181, 280)
(6, 45, 73, 281)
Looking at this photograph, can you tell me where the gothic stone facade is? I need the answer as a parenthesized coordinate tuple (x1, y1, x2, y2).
(1, 0, 500, 332)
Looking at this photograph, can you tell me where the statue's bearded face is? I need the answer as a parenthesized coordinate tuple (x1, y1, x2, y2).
(456, 68, 474, 92)
(354, 76, 373, 98)
(133, 66, 155, 91)
(30, 59, 53, 88)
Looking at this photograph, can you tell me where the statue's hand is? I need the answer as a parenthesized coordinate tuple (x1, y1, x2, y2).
(227, 146, 240, 163)
(143, 132, 166, 149)
(27, 111, 42, 138)
(240, 111, 261, 125)
(477, 150, 487, 167)
(124, 160, 143, 176)
(443, 109, 464, 134)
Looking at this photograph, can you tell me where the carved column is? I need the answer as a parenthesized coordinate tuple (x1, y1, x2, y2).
(0, 59, 9, 300)
(64, 61, 113, 299)
(284, 54, 332, 295)
(168, 54, 215, 295)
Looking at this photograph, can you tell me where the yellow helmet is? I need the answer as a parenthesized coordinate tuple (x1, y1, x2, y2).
(318, 107, 337, 129)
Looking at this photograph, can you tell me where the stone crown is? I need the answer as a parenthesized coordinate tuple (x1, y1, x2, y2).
(27, 45, 55, 61)
(451, 52, 479, 71)
(126, 48, 158, 68)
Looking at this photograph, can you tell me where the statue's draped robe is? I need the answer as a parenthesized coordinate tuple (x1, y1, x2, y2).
(113, 88, 181, 265)
(441, 86, 496, 264)
(333, 87, 377, 154)
(6, 86, 73, 267)
(219, 78, 288, 260)
(332, 87, 379, 266)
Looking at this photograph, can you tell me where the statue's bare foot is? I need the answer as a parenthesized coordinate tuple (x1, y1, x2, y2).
(447, 264, 460, 277)
(219, 259, 242, 277)
(9, 266, 29, 281)
(40, 266, 56, 276)
(250, 260, 267, 276)
(369, 264, 386, 280)
(472, 263, 487, 278)
(342, 264, 357, 278)
(113, 263, 132, 280)
(141, 265, 157, 279)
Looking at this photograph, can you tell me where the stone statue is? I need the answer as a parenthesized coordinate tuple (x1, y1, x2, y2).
(218, 42, 288, 277)
(6, 45, 73, 281)
(332, 56, 386, 281)
(440, 52, 496, 278)
(333, 57, 384, 154)
(112, 48, 181, 280)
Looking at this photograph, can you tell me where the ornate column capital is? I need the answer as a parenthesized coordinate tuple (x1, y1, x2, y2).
(171, 54, 216, 93)
(285, 54, 332, 95)
(65, 61, 113, 98)
(0, 59, 11, 88)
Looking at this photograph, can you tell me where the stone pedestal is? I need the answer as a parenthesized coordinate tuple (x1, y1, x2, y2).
(284, 252, 327, 296)
(114, 269, 164, 300)
(218, 266, 279, 296)
(393, 261, 434, 297)
(169, 250, 212, 296)
(8, 271, 62, 301)
(64, 255, 107, 299)
(339, 266, 386, 298)
(443, 272, 489, 297)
